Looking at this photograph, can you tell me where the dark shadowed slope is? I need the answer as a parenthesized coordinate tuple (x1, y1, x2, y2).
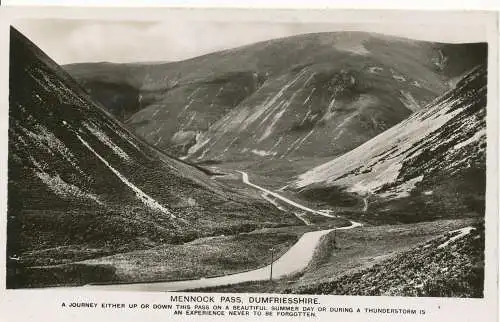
(291, 64, 487, 223)
(7, 27, 300, 287)
(65, 32, 486, 161)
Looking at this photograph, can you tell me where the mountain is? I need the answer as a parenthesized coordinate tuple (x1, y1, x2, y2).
(7, 27, 299, 287)
(64, 32, 487, 160)
(290, 64, 487, 223)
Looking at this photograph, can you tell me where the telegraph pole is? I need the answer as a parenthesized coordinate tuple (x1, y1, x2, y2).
(333, 227, 337, 249)
(269, 247, 275, 281)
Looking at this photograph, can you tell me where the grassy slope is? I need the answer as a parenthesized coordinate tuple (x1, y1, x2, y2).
(290, 66, 486, 225)
(7, 28, 303, 288)
(292, 221, 484, 297)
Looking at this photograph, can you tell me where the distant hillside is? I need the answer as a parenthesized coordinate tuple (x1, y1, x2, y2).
(291, 64, 486, 223)
(7, 27, 300, 287)
(65, 32, 487, 160)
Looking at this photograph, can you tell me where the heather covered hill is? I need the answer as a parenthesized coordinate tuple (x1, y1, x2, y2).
(291, 222, 484, 297)
(291, 64, 487, 223)
(7, 27, 300, 287)
(65, 32, 487, 159)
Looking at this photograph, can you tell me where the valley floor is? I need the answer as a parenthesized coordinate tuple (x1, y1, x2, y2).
(13, 168, 484, 297)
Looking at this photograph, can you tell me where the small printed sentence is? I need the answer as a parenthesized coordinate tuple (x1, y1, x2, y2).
(61, 295, 426, 318)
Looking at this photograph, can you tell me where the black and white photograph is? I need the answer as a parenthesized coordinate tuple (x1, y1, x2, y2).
(3, 8, 495, 304)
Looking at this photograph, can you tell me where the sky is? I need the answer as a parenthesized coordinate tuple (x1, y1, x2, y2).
(13, 18, 488, 65)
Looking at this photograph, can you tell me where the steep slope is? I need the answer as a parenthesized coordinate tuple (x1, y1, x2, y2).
(65, 32, 487, 160)
(292, 222, 484, 297)
(65, 63, 267, 156)
(291, 64, 487, 223)
(7, 28, 299, 287)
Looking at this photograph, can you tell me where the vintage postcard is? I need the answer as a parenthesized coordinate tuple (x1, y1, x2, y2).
(0, 6, 498, 322)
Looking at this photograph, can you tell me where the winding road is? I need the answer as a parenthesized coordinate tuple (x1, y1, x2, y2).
(362, 196, 369, 212)
(83, 171, 362, 292)
(238, 171, 334, 218)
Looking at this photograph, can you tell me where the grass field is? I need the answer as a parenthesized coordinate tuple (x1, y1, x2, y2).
(81, 230, 300, 283)
(11, 224, 318, 288)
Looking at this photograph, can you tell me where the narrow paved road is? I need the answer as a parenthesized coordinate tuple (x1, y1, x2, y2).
(362, 197, 369, 212)
(238, 171, 334, 218)
(82, 171, 362, 292)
